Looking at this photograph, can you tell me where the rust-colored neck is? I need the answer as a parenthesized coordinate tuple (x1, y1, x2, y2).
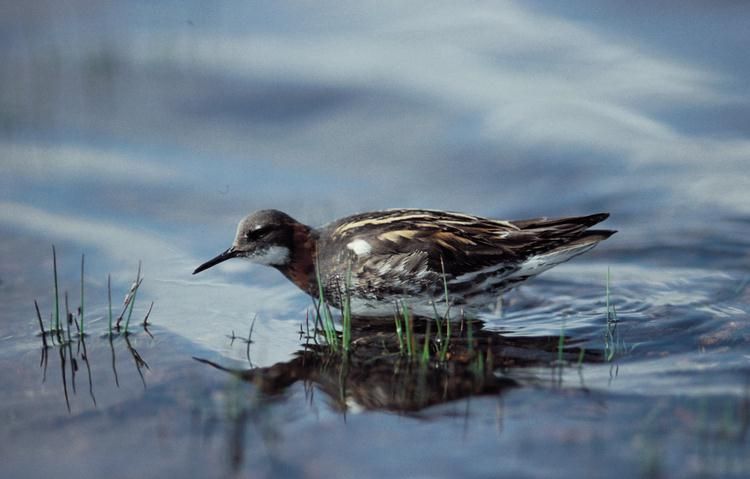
(276, 223, 317, 295)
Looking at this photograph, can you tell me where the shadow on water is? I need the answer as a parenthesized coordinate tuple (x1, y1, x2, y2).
(195, 317, 603, 414)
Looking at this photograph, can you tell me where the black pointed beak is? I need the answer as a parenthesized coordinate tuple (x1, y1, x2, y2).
(193, 247, 238, 275)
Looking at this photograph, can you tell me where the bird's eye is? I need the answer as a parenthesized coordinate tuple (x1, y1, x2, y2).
(246, 226, 273, 241)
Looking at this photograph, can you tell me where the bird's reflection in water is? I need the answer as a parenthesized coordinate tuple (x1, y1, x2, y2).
(197, 317, 602, 413)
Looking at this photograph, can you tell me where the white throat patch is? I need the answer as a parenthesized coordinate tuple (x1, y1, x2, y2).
(251, 245, 290, 265)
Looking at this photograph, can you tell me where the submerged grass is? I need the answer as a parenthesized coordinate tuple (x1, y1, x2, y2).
(304, 255, 610, 381)
(470, 343, 485, 377)
(312, 261, 357, 354)
(421, 321, 431, 365)
(52, 245, 60, 333)
(603, 267, 637, 361)
(438, 317, 451, 362)
(315, 264, 338, 349)
(401, 301, 415, 357)
(604, 267, 619, 361)
(310, 255, 459, 364)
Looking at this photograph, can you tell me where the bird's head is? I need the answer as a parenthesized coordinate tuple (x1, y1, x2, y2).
(193, 209, 299, 274)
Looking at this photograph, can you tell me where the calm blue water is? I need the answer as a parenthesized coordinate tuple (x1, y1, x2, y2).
(1, 2, 749, 478)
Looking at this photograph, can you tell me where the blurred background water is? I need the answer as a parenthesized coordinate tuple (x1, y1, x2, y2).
(1, 1, 749, 478)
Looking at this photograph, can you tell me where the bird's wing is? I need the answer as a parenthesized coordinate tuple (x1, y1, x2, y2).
(328, 209, 527, 278)
(328, 209, 613, 279)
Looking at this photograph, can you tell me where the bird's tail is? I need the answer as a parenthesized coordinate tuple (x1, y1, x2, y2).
(510, 213, 615, 278)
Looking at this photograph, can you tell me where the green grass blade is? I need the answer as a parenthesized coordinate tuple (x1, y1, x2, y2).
(124, 261, 142, 334)
(52, 245, 60, 332)
(315, 263, 337, 349)
(401, 301, 414, 357)
(440, 256, 451, 320)
(394, 311, 404, 354)
(342, 263, 352, 353)
(431, 302, 443, 341)
(606, 267, 611, 317)
(438, 256, 452, 361)
(604, 267, 619, 362)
